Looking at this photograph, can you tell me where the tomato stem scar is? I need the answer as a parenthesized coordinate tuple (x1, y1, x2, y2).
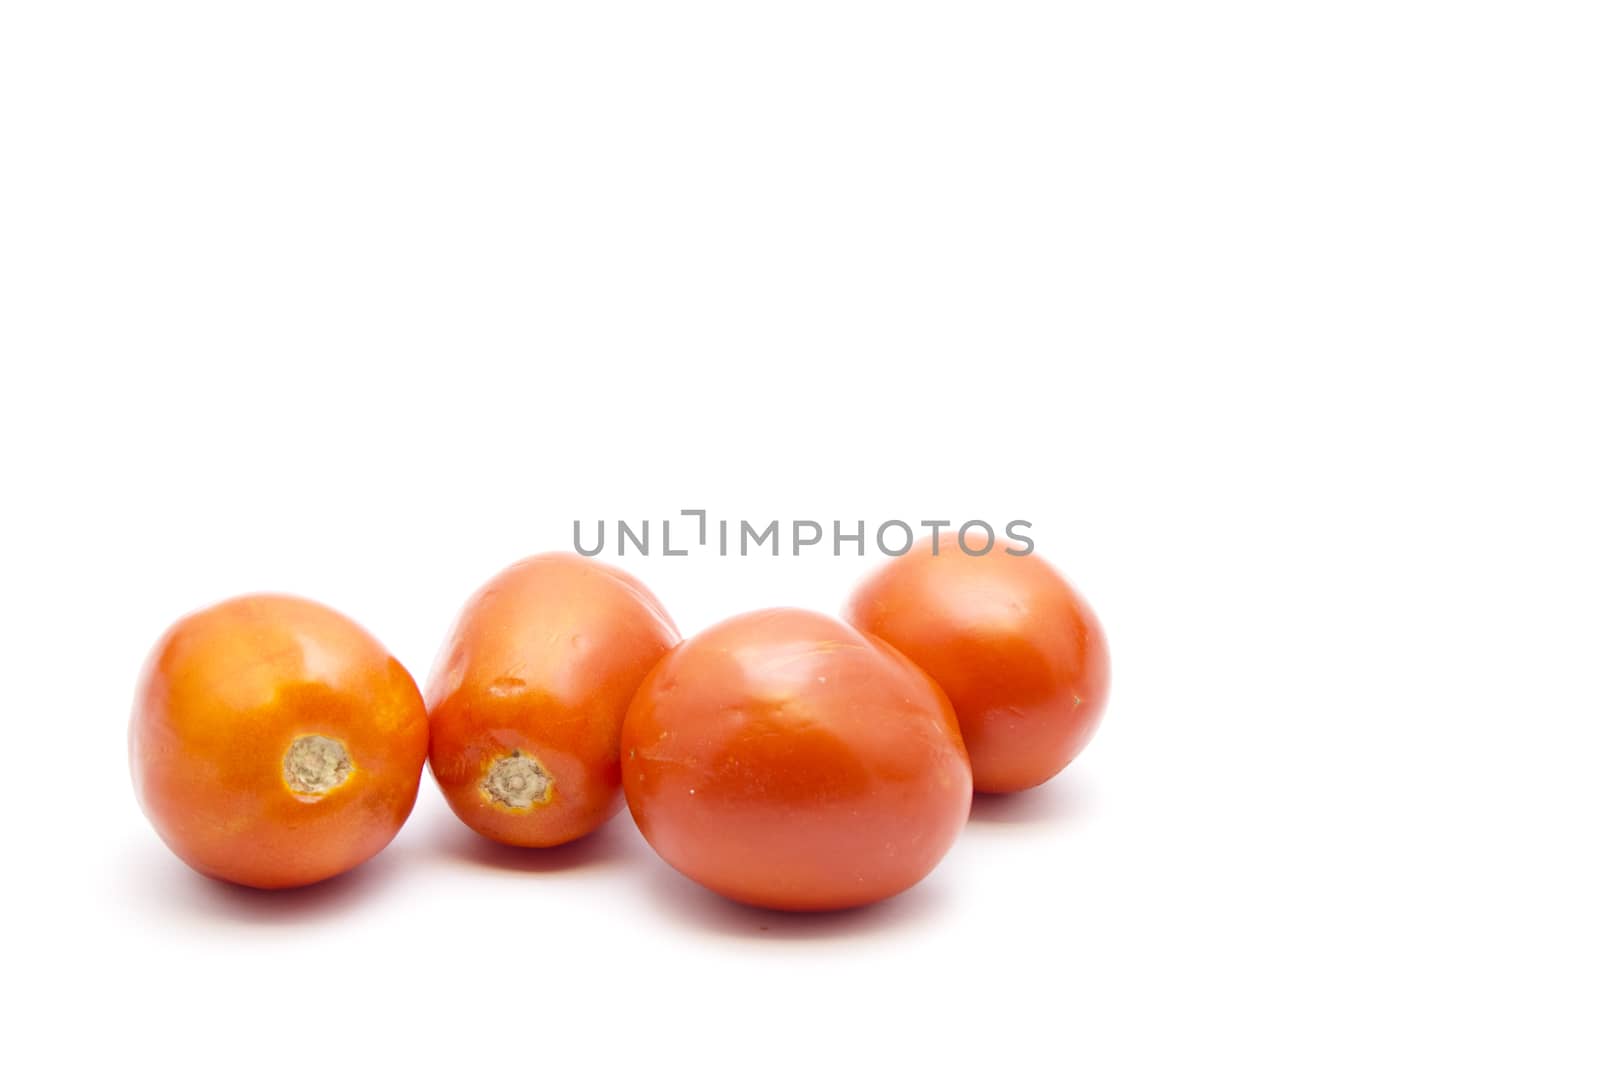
(483, 751, 552, 809)
(283, 735, 353, 796)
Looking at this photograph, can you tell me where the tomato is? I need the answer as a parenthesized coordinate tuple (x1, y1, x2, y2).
(129, 595, 430, 889)
(426, 553, 678, 847)
(846, 535, 1110, 793)
(622, 608, 972, 911)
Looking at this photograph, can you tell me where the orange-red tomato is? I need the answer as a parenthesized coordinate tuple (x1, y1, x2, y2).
(622, 608, 972, 911)
(426, 553, 678, 847)
(846, 535, 1110, 793)
(130, 595, 430, 889)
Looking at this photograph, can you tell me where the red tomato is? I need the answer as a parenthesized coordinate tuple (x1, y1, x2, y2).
(846, 535, 1110, 793)
(130, 595, 430, 889)
(622, 609, 972, 911)
(427, 554, 678, 847)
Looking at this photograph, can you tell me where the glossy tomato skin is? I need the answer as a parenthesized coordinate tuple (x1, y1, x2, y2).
(846, 535, 1110, 793)
(623, 609, 972, 912)
(130, 595, 430, 889)
(427, 553, 678, 847)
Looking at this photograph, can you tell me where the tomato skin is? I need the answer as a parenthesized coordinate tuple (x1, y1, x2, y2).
(426, 553, 678, 847)
(129, 595, 430, 889)
(622, 608, 972, 912)
(846, 535, 1110, 793)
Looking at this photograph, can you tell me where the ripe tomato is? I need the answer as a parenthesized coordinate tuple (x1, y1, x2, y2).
(846, 535, 1110, 793)
(130, 595, 430, 889)
(622, 608, 972, 911)
(426, 554, 678, 847)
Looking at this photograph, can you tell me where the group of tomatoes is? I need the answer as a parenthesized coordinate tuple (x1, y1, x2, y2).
(130, 537, 1110, 912)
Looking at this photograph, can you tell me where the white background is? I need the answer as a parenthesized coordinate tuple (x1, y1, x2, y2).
(2, 2, 1596, 1063)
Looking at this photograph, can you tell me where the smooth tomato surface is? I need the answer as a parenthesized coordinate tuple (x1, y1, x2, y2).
(130, 595, 430, 889)
(427, 553, 678, 847)
(622, 608, 972, 911)
(846, 535, 1110, 793)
